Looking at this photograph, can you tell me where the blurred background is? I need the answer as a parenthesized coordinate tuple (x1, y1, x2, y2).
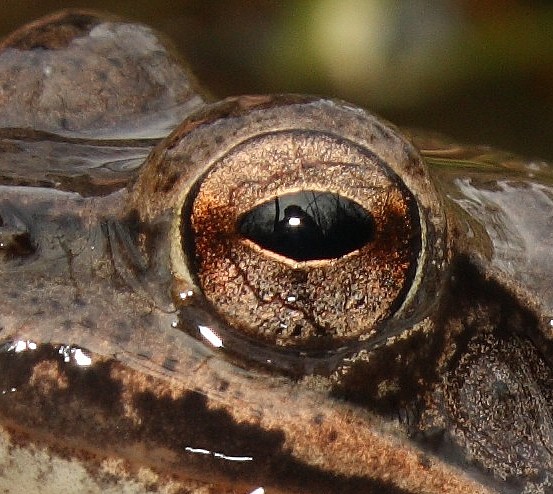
(0, 0, 552, 159)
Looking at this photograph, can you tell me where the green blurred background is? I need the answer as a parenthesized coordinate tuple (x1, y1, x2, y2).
(1, 0, 552, 159)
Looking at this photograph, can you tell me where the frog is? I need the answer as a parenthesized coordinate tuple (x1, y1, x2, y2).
(1, 9, 553, 494)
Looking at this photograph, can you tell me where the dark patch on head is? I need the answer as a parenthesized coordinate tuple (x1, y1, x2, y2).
(110, 209, 155, 275)
(0, 201, 36, 260)
(60, 361, 122, 415)
(59, 117, 69, 130)
(104, 211, 174, 307)
(104, 210, 174, 311)
(0, 230, 35, 259)
(0, 345, 123, 418)
(96, 70, 108, 82)
(431, 257, 541, 373)
(409, 257, 546, 491)
(132, 389, 410, 493)
(0, 343, 410, 493)
(332, 255, 542, 424)
(332, 326, 444, 417)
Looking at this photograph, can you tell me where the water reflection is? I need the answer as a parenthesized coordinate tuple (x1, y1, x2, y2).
(1, 1, 552, 158)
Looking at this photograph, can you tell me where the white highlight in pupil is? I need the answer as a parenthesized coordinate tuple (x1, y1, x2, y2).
(288, 217, 301, 227)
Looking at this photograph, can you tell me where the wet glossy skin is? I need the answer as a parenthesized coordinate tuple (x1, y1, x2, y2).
(1, 10, 553, 494)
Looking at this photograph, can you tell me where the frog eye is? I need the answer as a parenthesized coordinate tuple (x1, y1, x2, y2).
(185, 129, 423, 351)
(133, 96, 448, 369)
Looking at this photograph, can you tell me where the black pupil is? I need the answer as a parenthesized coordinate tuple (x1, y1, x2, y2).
(238, 191, 375, 261)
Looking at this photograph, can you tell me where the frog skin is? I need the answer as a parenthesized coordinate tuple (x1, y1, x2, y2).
(1, 10, 553, 494)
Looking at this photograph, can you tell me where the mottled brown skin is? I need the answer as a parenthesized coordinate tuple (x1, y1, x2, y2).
(1, 9, 553, 494)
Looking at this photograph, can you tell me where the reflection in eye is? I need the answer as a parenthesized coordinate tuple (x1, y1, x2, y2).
(238, 191, 375, 262)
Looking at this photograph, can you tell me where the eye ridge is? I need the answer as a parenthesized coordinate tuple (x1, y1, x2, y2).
(238, 190, 376, 262)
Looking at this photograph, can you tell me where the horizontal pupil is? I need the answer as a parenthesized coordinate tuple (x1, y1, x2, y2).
(238, 191, 375, 261)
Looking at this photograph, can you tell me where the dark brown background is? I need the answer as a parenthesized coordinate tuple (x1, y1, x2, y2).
(1, 0, 552, 160)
